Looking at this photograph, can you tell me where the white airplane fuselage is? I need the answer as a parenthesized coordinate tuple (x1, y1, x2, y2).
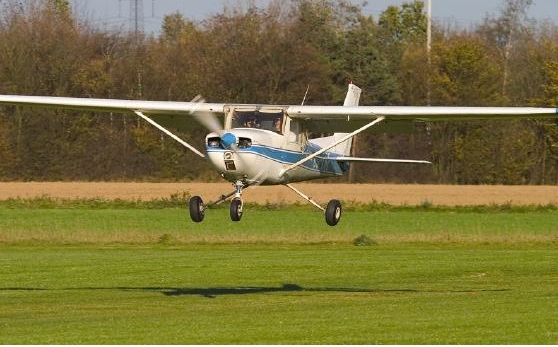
(205, 127, 346, 185)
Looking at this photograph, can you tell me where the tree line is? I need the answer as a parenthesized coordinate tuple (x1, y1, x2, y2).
(0, 0, 557, 184)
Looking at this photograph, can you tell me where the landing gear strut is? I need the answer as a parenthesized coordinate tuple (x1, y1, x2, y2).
(188, 180, 246, 223)
(189, 181, 341, 226)
(285, 184, 342, 226)
(229, 181, 244, 222)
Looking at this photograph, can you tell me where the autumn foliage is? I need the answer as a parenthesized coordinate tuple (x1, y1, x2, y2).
(0, 0, 557, 183)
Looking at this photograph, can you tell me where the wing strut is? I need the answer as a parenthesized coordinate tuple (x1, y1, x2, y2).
(285, 183, 325, 211)
(280, 116, 386, 177)
(134, 111, 206, 158)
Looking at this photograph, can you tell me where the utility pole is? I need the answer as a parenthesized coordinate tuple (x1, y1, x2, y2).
(130, 0, 144, 38)
(426, 0, 432, 106)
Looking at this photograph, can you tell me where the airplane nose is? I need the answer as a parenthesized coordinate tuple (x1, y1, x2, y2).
(221, 132, 237, 149)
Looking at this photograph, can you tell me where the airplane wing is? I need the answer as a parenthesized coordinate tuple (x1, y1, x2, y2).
(0, 95, 230, 157)
(2, 95, 555, 120)
(0, 95, 225, 115)
(0, 94, 229, 136)
(286, 105, 558, 120)
(286, 105, 558, 133)
(1, 94, 556, 135)
(3, 95, 555, 118)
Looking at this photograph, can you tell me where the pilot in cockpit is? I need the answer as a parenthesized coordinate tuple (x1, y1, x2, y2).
(244, 115, 260, 128)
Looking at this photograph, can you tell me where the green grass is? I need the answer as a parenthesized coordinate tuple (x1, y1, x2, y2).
(1, 245, 557, 344)
(0, 203, 557, 245)
(0, 199, 557, 343)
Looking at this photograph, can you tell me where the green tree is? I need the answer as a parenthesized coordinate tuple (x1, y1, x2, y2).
(378, 0, 427, 74)
(478, 0, 533, 101)
(160, 11, 194, 45)
(378, 1, 426, 44)
(432, 34, 502, 106)
(529, 41, 558, 184)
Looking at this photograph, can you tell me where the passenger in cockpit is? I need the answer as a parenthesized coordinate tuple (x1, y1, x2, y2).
(244, 115, 260, 128)
(273, 117, 282, 133)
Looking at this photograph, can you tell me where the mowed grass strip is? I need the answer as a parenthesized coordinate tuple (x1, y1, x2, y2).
(0, 202, 557, 244)
(0, 244, 557, 344)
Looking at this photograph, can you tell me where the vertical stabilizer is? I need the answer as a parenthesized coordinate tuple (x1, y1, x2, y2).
(343, 83, 362, 107)
(335, 83, 362, 155)
(308, 83, 363, 156)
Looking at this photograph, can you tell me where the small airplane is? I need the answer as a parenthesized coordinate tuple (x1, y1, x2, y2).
(0, 83, 557, 225)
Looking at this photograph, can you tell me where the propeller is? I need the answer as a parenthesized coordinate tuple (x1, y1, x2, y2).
(189, 95, 224, 134)
(189, 95, 239, 150)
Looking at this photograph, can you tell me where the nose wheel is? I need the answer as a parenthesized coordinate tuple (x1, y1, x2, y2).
(230, 198, 243, 221)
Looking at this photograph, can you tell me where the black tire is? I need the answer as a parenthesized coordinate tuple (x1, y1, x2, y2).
(189, 196, 205, 222)
(325, 199, 342, 226)
(230, 198, 243, 222)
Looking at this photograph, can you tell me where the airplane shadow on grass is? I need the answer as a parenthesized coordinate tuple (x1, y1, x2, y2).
(123, 284, 511, 298)
(1, 284, 510, 298)
(150, 284, 382, 298)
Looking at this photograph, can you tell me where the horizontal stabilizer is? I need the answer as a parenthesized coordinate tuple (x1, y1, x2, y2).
(335, 156, 431, 164)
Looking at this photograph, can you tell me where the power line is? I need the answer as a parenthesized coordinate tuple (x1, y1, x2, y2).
(129, 0, 144, 36)
(114, 0, 157, 35)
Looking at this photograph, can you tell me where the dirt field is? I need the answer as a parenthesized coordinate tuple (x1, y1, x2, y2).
(1, 182, 557, 206)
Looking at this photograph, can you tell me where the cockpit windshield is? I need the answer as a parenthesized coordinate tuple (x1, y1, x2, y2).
(231, 110, 284, 134)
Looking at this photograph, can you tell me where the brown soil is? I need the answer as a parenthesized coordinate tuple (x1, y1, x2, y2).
(1, 182, 557, 206)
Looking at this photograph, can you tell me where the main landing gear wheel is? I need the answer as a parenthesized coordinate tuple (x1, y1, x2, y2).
(230, 198, 243, 222)
(189, 196, 205, 222)
(325, 199, 342, 226)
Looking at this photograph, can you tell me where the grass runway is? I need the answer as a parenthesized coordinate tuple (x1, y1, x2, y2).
(0, 201, 557, 344)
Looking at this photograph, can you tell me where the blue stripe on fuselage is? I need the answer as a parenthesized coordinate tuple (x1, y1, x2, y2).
(206, 144, 345, 176)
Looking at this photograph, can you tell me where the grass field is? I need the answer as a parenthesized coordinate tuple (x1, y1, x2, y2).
(0, 199, 557, 344)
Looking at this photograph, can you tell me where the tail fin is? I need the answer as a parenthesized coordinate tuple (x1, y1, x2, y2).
(334, 83, 361, 155)
(308, 82, 362, 156)
(343, 83, 362, 106)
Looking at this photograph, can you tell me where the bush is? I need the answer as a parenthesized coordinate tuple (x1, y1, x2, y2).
(353, 234, 378, 246)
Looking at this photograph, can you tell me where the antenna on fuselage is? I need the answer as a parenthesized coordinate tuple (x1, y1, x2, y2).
(301, 85, 310, 106)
